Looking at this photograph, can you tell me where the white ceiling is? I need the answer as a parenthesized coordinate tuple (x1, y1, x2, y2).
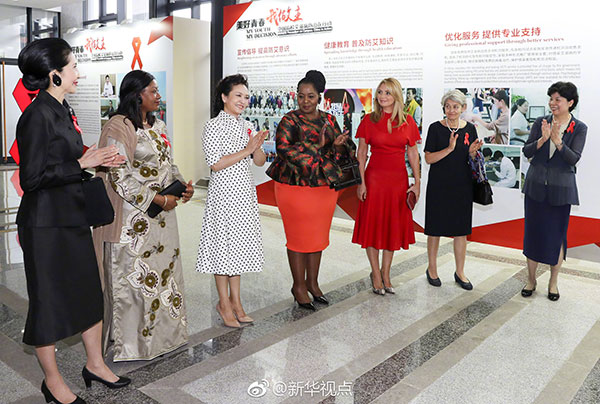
(0, 0, 81, 10)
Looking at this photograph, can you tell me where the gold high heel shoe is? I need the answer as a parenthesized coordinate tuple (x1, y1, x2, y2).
(216, 303, 241, 328)
(381, 270, 395, 294)
(370, 273, 385, 295)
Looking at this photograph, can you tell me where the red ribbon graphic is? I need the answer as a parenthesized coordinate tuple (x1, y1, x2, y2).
(567, 121, 575, 133)
(131, 37, 143, 70)
(464, 133, 470, 145)
(247, 128, 252, 137)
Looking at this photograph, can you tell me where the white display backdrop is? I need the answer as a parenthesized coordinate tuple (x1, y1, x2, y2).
(64, 18, 175, 146)
(63, 17, 211, 182)
(223, 0, 600, 248)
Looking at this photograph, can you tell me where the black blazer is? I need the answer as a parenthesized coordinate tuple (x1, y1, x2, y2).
(522, 114, 587, 206)
(16, 90, 88, 227)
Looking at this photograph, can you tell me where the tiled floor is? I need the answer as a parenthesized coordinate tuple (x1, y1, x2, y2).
(0, 168, 599, 404)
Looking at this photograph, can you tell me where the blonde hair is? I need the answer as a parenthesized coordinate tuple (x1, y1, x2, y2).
(371, 78, 406, 133)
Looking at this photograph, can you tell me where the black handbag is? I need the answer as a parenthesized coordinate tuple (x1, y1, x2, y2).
(473, 180, 493, 205)
(147, 180, 187, 218)
(82, 174, 115, 227)
(330, 157, 361, 191)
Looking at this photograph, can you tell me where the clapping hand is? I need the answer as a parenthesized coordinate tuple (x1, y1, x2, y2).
(78, 144, 127, 169)
(333, 130, 350, 147)
(549, 120, 563, 145)
(448, 132, 459, 151)
(469, 138, 484, 157)
(541, 119, 552, 143)
(246, 131, 265, 153)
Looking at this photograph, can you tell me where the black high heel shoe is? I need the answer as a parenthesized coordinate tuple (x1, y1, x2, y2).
(41, 380, 86, 404)
(291, 289, 316, 311)
(308, 290, 329, 305)
(454, 272, 473, 290)
(521, 281, 536, 297)
(82, 367, 131, 389)
(548, 288, 560, 301)
(426, 268, 441, 287)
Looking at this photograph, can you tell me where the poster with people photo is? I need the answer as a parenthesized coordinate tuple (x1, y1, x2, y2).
(481, 145, 520, 189)
(458, 88, 511, 145)
(100, 98, 118, 129)
(100, 74, 116, 98)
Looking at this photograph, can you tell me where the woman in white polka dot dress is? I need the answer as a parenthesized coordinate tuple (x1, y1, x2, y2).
(197, 75, 266, 328)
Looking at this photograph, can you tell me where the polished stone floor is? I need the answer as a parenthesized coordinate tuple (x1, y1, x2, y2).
(1, 168, 599, 404)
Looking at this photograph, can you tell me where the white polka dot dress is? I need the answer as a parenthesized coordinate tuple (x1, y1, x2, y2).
(196, 110, 264, 276)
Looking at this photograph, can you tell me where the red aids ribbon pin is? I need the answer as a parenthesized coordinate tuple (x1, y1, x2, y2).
(131, 37, 143, 70)
(71, 115, 82, 135)
(247, 128, 252, 137)
(567, 121, 575, 133)
(464, 133, 470, 145)
(160, 133, 171, 148)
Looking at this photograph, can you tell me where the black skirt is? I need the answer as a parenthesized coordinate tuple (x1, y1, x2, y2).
(523, 195, 570, 266)
(18, 226, 103, 346)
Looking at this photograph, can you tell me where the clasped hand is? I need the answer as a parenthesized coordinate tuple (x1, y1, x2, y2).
(181, 180, 194, 203)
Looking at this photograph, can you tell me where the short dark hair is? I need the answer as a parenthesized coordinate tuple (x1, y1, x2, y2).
(298, 70, 326, 93)
(493, 90, 509, 107)
(115, 70, 156, 130)
(547, 81, 578, 111)
(493, 150, 504, 160)
(407, 88, 417, 96)
(511, 97, 528, 115)
(213, 74, 248, 117)
(18, 38, 72, 91)
(482, 148, 492, 157)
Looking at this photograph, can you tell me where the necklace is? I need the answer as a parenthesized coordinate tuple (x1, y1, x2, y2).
(445, 118, 460, 134)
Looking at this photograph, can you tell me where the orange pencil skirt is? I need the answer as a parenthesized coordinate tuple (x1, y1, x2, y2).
(274, 182, 338, 253)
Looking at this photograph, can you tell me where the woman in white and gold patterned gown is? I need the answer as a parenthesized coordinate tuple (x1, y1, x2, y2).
(94, 70, 194, 361)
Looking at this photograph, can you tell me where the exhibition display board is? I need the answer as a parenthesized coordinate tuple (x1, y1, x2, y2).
(222, 0, 600, 249)
(64, 17, 211, 181)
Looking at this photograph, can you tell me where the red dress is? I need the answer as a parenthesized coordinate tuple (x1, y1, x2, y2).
(352, 113, 421, 250)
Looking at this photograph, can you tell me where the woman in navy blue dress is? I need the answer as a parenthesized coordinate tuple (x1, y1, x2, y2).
(521, 82, 586, 301)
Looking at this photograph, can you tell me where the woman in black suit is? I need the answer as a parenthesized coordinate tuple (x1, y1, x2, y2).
(17, 38, 129, 404)
(521, 82, 586, 301)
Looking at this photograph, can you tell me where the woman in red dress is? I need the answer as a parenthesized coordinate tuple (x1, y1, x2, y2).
(352, 78, 421, 295)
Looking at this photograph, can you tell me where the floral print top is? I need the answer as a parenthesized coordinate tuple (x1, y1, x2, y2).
(266, 110, 356, 187)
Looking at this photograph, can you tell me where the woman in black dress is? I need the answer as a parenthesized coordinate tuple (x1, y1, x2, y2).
(424, 90, 483, 290)
(17, 38, 129, 404)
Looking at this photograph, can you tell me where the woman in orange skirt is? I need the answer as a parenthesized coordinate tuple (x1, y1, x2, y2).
(266, 70, 353, 310)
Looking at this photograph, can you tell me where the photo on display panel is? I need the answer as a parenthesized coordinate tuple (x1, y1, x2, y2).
(323, 88, 373, 145)
(243, 86, 295, 161)
(100, 74, 116, 98)
(481, 144, 521, 189)
(401, 87, 423, 179)
(100, 98, 118, 129)
(456, 88, 511, 145)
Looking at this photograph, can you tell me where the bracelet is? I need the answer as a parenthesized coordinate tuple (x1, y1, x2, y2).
(162, 196, 168, 208)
